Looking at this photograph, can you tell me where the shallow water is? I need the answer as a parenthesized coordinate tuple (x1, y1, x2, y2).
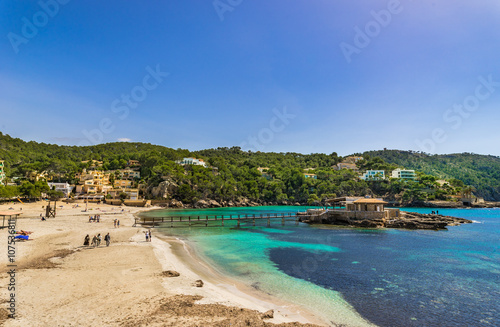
(142, 207, 500, 326)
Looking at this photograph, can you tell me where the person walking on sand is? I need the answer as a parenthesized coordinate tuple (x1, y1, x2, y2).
(84, 234, 90, 246)
(92, 235, 98, 247)
(97, 233, 102, 247)
(117, 220, 120, 228)
(148, 229, 152, 242)
(113, 219, 117, 228)
(145, 231, 149, 242)
(104, 233, 110, 247)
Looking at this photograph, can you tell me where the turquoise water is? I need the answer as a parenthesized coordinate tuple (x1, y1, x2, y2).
(142, 207, 500, 326)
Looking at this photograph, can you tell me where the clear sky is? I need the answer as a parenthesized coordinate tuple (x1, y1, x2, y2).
(1, 0, 499, 156)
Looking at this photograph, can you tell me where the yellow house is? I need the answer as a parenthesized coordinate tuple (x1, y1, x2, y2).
(76, 169, 111, 194)
(113, 179, 133, 188)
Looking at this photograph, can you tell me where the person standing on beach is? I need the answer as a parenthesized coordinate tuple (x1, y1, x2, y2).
(117, 220, 120, 228)
(92, 235, 98, 247)
(104, 233, 110, 246)
(145, 231, 149, 242)
(113, 219, 117, 228)
(148, 229, 152, 242)
(84, 234, 90, 246)
(97, 233, 102, 246)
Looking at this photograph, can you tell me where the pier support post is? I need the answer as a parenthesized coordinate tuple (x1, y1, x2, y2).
(237, 218, 240, 228)
(267, 218, 270, 227)
(206, 216, 208, 227)
(222, 216, 224, 226)
(171, 217, 173, 228)
(189, 216, 191, 227)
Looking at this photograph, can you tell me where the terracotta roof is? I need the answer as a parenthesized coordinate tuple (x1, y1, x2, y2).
(352, 198, 388, 204)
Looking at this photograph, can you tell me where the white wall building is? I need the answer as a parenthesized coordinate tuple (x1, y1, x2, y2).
(175, 157, 208, 168)
(48, 182, 74, 197)
(360, 170, 386, 181)
(391, 169, 416, 180)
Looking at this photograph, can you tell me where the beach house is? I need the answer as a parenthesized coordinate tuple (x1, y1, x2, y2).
(0, 160, 5, 184)
(391, 169, 416, 180)
(360, 170, 385, 181)
(320, 197, 400, 221)
(47, 182, 74, 198)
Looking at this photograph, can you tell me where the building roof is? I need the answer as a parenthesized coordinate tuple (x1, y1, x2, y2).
(352, 198, 388, 204)
(326, 197, 363, 203)
(0, 211, 22, 216)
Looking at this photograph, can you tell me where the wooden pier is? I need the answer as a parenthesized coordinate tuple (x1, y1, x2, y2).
(134, 212, 311, 228)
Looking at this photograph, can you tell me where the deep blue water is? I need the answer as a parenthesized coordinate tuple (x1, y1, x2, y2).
(143, 207, 500, 326)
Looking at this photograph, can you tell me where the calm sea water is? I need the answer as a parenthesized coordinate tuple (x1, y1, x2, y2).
(142, 206, 500, 327)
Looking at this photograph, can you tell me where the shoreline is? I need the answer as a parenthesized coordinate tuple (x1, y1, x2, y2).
(152, 234, 328, 326)
(142, 207, 377, 327)
(0, 201, 329, 326)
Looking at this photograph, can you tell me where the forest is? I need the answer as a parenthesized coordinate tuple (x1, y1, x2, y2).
(0, 132, 497, 203)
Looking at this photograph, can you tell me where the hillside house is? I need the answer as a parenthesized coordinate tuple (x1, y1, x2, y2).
(391, 169, 416, 180)
(360, 170, 385, 181)
(175, 157, 208, 168)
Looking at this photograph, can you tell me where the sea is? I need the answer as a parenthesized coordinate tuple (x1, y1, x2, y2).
(141, 206, 500, 327)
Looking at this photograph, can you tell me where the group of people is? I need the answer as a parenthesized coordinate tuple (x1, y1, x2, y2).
(113, 219, 120, 228)
(145, 229, 152, 242)
(431, 210, 440, 215)
(84, 233, 111, 247)
(88, 215, 101, 223)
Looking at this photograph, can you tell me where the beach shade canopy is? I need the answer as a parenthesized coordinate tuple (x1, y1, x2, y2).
(0, 211, 22, 229)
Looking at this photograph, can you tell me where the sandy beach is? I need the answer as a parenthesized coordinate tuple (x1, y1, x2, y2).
(0, 201, 326, 327)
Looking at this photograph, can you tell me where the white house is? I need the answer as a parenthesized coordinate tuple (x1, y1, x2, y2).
(175, 157, 208, 168)
(391, 169, 416, 180)
(360, 170, 385, 181)
(48, 182, 74, 197)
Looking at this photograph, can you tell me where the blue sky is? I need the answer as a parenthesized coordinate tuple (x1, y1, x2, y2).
(1, 0, 499, 156)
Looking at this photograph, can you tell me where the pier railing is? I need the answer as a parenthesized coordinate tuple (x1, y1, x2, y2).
(135, 212, 312, 228)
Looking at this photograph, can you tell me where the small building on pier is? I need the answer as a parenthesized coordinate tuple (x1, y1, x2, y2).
(321, 197, 399, 221)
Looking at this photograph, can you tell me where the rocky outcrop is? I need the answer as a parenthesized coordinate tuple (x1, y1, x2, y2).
(300, 211, 472, 230)
(149, 180, 178, 199)
(195, 199, 209, 208)
(169, 199, 184, 208)
(393, 211, 472, 229)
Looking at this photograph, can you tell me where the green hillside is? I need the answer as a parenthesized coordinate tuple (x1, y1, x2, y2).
(1, 132, 497, 202)
(363, 150, 500, 200)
